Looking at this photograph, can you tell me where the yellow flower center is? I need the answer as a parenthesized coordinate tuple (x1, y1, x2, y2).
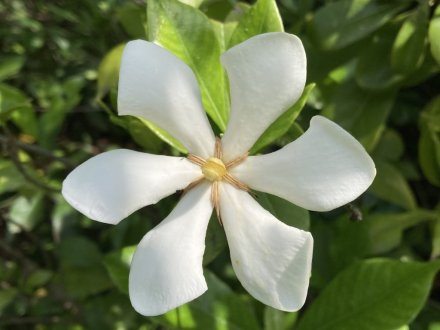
(201, 157, 227, 182)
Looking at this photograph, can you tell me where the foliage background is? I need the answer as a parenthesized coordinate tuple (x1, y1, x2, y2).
(1, 0, 440, 329)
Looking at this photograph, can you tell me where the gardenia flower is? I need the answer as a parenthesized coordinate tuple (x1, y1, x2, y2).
(62, 32, 376, 316)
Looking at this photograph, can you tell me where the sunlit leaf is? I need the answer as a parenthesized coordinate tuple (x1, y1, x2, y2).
(429, 5, 440, 65)
(322, 80, 395, 151)
(250, 83, 314, 154)
(103, 245, 136, 294)
(154, 271, 261, 330)
(96, 43, 125, 100)
(228, 0, 283, 47)
(297, 259, 440, 330)
(309, 0, 407, 50)
(148, 0, 229, 130)
(0, 56, 24, 81)
(391, 5, 428, 75)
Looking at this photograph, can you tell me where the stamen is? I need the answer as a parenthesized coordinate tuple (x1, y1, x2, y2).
(185, 139, 249, 224)
(182, 176, 204, 196)
(187, 154, 206, 166)
(224, 173, 249, 191)
(215, 137, 222, 159)
(211, 181, 222, 225)
(226, 152, 248, 169)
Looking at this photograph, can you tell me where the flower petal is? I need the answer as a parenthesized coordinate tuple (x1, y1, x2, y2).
(232, 116, 377, 211)
(221, 33, 306, 162)
(219, 183, 313, 311)
(62, 149, 201, 224)
(118, 40, 215, 158)
(129, 182, 212, 316)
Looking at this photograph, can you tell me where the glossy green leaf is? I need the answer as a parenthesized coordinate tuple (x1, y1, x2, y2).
(355, 23, 404, 91)
(38, 76, 85, 148)
(432, 218, 440, 259)
(0, 160, 26, 194)
(116, 3, 146, 39)
(250, 83, 315, 154)
(148, 0, 229, 130)
(264, 307, 297, 330)
(155, 271, 261, 330)
(203, 215, 227, 265)
(179, 0, 203, 7)
(419, 129, 440, 186)
(364, 210, 438, 254)
(256, 192, 310, 230)
(103, 245, 136, 294)
(139, 118, 187, 153)
(228, 0, 283, 47)
(372, 129, 404, 161)
(429, 5, 440, 65)
(297, 259, 440, 330)
(57, 237, 113, 299)
(309, 0, 406, 50)
(0, 83, 38, 138)
(419, 96, 440, 186)
(391, 6, 428, 75)
(0, 56, 24, 81)
(322, 80, 395, 151)
(96, 43, 125, 100)
(370, 160, 417, 210)
(8, 193, 44, 233)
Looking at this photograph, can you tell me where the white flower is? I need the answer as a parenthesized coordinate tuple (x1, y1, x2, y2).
(62, 32, 376, 316)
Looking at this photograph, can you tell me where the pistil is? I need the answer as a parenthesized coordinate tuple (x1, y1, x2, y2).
(186, 138, 249, 224)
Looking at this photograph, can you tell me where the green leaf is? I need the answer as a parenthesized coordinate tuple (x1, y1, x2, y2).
(0, 288, 17, 313)
(96, 43, 125, 100)
(256, 192, 310, 230)
(203, 215, 227, 265)
(0, 83, 38, 138)
(428, 5, 440, 65)
(250, 83, 315, 154)
(116, 3, 146, 39)
(372, 129, 404, 161)
(103, 245, 136, 294)
(58, 236, 103, 268)
(322, 80, 395, 151)
(309, 0, 406, 50)
(38, 76, 85, 148)
(148, 0, 229, 130)
(370, 160, 417, 210)
(419, 96, 440, 186)
(0, 56, 25, 81)
(155, 271, 261, 330)
(25, 269, 53, 290)
(264, 307, 297, 330)
(364, 210, 438, 254)
(419, 129, 440, 186)
(228, 0, 283, 47)
(355, 23, 404, 91)
(296, 259, 440, 330)
(431, 217, 440, 259)
(391, 5, 428, 75)
(139, 118, 187, 153)
(8, 193, 44, 233)
(179, 0, 204, 7)
(0, 160, 26, 193)
(57, 237, 113, 299)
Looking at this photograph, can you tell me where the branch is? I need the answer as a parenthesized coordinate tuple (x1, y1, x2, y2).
(0, 134, 74, 169)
